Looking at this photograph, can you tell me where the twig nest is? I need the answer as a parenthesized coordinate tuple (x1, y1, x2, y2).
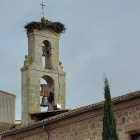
(41, 17, 46, 23)
(24, 21, 66, 34)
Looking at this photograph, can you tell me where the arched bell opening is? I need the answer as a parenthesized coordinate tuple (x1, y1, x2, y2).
(40, 78, 48, 111)
(40, 75, 54, 111)
(42, 40, 52, 69)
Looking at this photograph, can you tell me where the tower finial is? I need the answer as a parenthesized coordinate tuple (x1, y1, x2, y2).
(40, 2, 46, 17)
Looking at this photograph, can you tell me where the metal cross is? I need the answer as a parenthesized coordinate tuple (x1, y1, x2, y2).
(40, 2, 46, 9)
(40, 2, 46, 17)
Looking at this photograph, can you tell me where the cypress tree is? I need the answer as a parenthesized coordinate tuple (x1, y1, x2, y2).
(102, 76, 119, 140)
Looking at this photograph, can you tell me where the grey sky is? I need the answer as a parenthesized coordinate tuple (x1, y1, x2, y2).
(0, 0, 140, 119)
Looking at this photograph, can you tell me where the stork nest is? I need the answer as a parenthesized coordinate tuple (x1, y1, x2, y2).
(24, 21, 66, 34)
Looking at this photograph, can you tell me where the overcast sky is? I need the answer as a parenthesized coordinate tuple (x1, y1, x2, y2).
(0, 0, 140, 120)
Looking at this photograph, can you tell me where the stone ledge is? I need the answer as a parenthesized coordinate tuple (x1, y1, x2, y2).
(21, 67, 61, 74)
(124, 121, 140, 135)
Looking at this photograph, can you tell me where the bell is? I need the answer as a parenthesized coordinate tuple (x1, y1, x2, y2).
(40, 96, 49, 107)
(42, 52, 45, 56)
(42, 46, 47, 56)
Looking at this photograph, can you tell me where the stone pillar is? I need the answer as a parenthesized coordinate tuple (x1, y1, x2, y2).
(21, 67, 41, 126)
(58, 73, 66, 109)
(28, 30, 42, 69)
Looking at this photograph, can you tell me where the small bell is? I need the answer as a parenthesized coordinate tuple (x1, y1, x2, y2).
(42, 46, 47, 56)
(42, 52, 45, 56)
(40, 96, 49, 107)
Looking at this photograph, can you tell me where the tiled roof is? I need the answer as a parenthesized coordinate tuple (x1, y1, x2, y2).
(0, 122, 20, 134)
(0, 90, 16, 97)
(1, 90, 140, 137)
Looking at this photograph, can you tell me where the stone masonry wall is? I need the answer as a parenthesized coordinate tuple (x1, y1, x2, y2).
(48, 100, 140, 140)
(18, 131, 47, 140)
(27, 29, 60, 70)
(2, 99, 140, 140)
(2, 127, 47, 140)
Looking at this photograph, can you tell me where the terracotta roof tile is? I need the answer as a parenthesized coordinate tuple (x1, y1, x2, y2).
(1, 90, 140, 136)
(0, 90, 16, 97)
(0, 122, 20, 134)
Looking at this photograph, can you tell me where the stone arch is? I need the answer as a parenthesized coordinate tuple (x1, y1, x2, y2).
(42, 75, 54, 87)
(40, 75, 54, 104)
(42, 40, 52, 69)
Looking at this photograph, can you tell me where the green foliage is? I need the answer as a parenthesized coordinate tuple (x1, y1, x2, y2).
(102, 76, 119, 140)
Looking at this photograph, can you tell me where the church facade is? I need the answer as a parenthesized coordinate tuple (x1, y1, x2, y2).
(1, 90, 140, 140)
(0, 18, 140, 140)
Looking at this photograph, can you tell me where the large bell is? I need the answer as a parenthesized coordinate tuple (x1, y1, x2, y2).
(40, 96, 49, 107)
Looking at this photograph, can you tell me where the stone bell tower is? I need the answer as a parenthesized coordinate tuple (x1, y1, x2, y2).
(21, 18, 66, 126)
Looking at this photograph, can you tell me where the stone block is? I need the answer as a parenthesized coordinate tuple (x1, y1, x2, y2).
(123, 135, 131, 140)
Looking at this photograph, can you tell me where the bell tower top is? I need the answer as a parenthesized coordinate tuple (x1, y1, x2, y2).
(24, 20, 66, 70)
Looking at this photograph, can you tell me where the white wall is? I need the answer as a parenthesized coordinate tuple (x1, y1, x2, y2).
(0, 91, 16, 123)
